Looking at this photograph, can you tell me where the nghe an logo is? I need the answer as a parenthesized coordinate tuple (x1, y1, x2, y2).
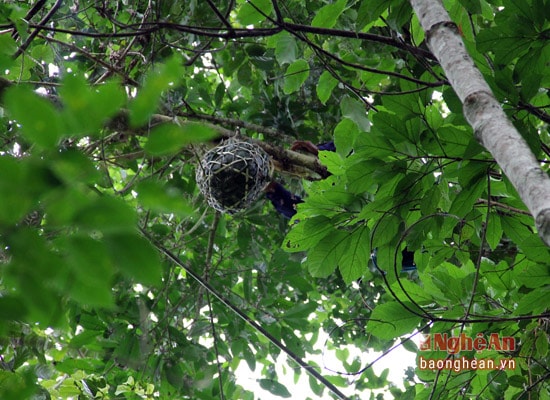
(420, 332, 516, 354)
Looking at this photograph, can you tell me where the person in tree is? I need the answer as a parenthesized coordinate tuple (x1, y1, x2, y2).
(264, 140, 327, 219)
(265, 140, 417, 272)
(264, 181, 304, 219)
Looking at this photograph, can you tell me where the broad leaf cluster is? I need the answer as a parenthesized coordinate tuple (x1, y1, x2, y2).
(0, 1, 549, 399)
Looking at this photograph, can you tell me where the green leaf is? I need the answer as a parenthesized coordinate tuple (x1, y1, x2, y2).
(306, 230, 349, 278)
(52, 149, 100, 184)
(136, 180, 194, 216)
(514, 286, 550, 315)
(0, 297, 27, 321)
(214, 82, 225, 108)
(449, 180, 485, 218)
(62, 236, 114, 307)
(105, 233, 161, 285)
(339, 225, 371, 283)
(74, 196, 137, 233)
(341, 96, 371, 132)
(457, 161, 487, 187)
(410, 13, 425, 46)
(258, 379, 291, 398)
(283, 59, 309, 94)
(513, 262, 550, 288)
(129, 55, 184, 127)
(371, 111, 409, 143)
(345, 160, 381, 194)
(144, 122, 219, 155)
(69, 329, 104, 348)
(311, 0, 347, 29)
(0, 157, 33, 224)
(535, 331, 549, 357)
(333, 118, 360, 157)
(368, 301, 421, 340)
(486, 212, 502, 251)
(30, 44, 54, 64)
(383, 94, 422, 119)
(272, 31, 297, 65)
(477, 25, 533, 65)
(283, 302, 318, 328)
(353, 134, 396, 159)
(459, 0, 482, 15)
(357, 0, 396, 27)
(371, 245, 406, 283)
(283, 216, 334, 253)
(0, 35, 17, 71)
(317, 71, 338, 104)
(284, 301, 318, 319)
(520, 234, 550, 263)
(501, 214, 533, 244)
(5, 229, 65, 326)
(389, 279, 434, 306)
(237, 62, 254, 87)
(318, 150, 345, 175)
(372, 215, 401, 248)
(4, 85, 64, 148)
(236, 0, 272, 25)
(60, 74, 125, 136)
(56, 358, 103, 374)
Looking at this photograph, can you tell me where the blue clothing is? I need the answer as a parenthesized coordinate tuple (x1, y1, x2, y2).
(371, 248, 417, 273)
(317, 142, 336, 152)
(265, 182, 304, 219)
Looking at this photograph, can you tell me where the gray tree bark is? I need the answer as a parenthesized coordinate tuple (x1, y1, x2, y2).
(410, 0, 550, 247)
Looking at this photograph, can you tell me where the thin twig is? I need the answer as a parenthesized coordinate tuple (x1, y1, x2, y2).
(13, 0, 63, 59)
(140, 227, 350, 400)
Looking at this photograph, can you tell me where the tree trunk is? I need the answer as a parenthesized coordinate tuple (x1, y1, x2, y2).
(410, 0, 550, 247)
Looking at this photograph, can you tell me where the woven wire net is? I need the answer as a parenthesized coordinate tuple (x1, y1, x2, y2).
(196, 139, 272, 214)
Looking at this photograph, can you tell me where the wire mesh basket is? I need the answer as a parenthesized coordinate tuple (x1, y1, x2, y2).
(196, 139, 272, 214)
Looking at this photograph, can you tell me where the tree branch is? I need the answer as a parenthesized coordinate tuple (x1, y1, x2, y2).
(410, 0, 550, 247)
(0, 76, 327, 180)
(12, 0, 63, 60)
(140, 227, 350, 400)
(282, 21, 437, 61)
(518, 101, 550, 124)
(177, 112, 294, 141)
(142, 113, 328, 179)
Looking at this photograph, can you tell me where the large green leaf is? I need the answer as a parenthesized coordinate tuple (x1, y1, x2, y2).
(283, 216, 334, 253)
(514, 286, 550, 315)
(368, 302, 421, 340)
(60, 74, 125, 136)
(317, 71, 338, 105)
(137, 180, 194, 216)
(4, 85, 64, 148)
(0, 157, 33, 224)
(62, 236, 114, 307)
(129, 56, 184, 127)
(477, 25, 534, 64)
(236, 0, 273, 25)
(306, 230, 349, 278)
(73, 196, 137, 233)
(272, 31, 297, 65)
(144, 122, 219, 155)
(341, 96, 371, 132)
(283, 59, 309, 94)
(105, 233, 161, 285)
(513, 263, 550, 288)
(311, 0, 347, 28)
(258, 379, 291, 398)
(339, 225, 371, 283)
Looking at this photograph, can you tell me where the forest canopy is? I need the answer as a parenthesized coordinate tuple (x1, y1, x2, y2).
(0, 0, 549, 399)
